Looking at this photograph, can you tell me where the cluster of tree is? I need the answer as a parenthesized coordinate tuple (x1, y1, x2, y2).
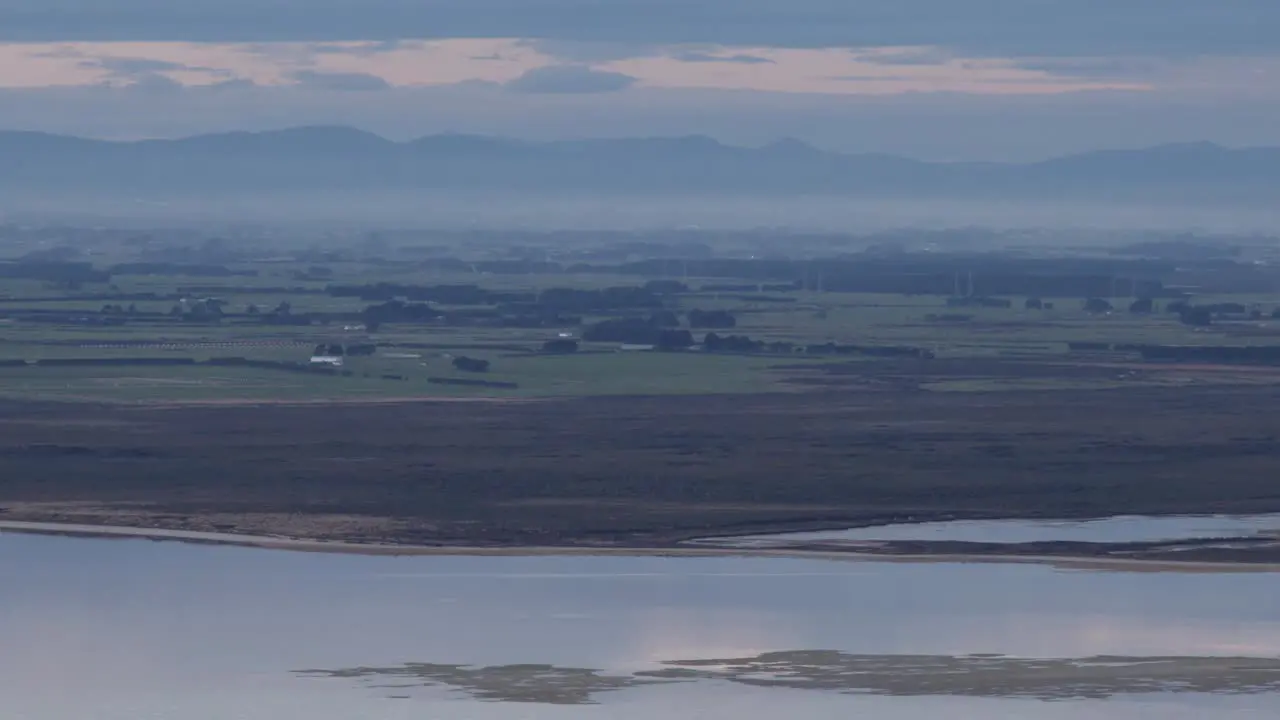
(581, 318, 694, 349)
(35, 357, 196, 367)
(580, 319, 635, 342)
(0, 261, 110, 285)
(805, 342, 932, 358)
(687, 309, 737, 329)
(1165, 301, 1263, 327)
(1179, 307, 1214, 326)
(697, 282, 800, 293)
(16, 313, 126, 326)
(110, 263, 255, 277)
(206, 356, 347, 375)
(581, 318, 652, 344)
(1141, 345, 1280, 365)
(266, 315, 316, 326)
(723, 294, 796, 304)
(1201, 302, 1247, 315)
(178, 285, 322, 296)
(1128, 298, 1155, 314)
(244, 300, 296, 322)
(474, 260, 562, 274)
(1167, 301, 1250, 315)
(18, 246, 79, 263)
(99, 303, 139, 315)
(946, 296, 1013, 308)
(1067, 341, 1110, 352)
(536, 286, 663, 313)
(0, 291, 163, 304)
(496, 312, 582, 328)
(361, 300, 440, 331)
(452, 356, 491, 373)
(701, 333, 929, 357)
(541, 339, 580, 354)
(571, 311, 683, 342)
(614, 257, 1170, 298)
(428, 377, 518, 389)
(409, 257, 566, 274)
(643, 280, 689, 294)
(648, 310, 681, 327)
(169, 298, 227, 323)
(292, 266, 334, 281)
(1109, 239, 1242, 261)
(703, 333, 791, 353)
(654, 330, 695, 350)
(328, 282, 532, 305)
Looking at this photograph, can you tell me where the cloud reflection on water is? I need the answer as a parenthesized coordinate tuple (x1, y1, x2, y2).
(2, 535, 1279, 718)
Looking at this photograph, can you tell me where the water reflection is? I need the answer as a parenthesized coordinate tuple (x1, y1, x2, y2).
(2, 533, 1280, 719)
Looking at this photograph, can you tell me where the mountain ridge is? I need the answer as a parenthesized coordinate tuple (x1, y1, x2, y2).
(0, 126, 1275, 202)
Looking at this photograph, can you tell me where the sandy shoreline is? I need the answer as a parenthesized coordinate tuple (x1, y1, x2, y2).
(4, 519, 1280, 573)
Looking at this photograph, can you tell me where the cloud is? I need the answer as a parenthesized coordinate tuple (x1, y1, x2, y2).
(521, 40, 659, 63)
(504, 64, 637, 94)
(88, 56, 229, 79)
(205, 77, 258, 91)
(1014, 57, 1165, 79)
(0, 1, 1276, 58)
(289, 70, 390, 91)
(306, 40, 407, 57)
(88, 56, 188, 74)
(860, 47, 953, 66)
(674, 51, 773, 64)
(828, 75, 907, 83)
(30, 44, 90, 59)
(71, 54, 233, 85)
(118, 72, 184, 94)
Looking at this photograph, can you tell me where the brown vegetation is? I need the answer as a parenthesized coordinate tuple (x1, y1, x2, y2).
(2, 384, 1280, 547)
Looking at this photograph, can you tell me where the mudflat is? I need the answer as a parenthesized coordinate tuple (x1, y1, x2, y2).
(2, 385, 1280, 554)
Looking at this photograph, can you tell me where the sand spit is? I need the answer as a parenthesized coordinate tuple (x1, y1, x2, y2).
(4, 520, 1280, 572)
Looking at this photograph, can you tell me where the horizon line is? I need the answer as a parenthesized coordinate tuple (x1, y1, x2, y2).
(0, 125, 1265, 164)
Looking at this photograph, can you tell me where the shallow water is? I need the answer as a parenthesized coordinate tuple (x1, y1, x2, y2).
(2, 532, 1280, 719)
(696, 514, 1280, 548)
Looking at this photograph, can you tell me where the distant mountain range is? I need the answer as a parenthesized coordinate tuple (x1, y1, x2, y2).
(0, 126, 1276, 203)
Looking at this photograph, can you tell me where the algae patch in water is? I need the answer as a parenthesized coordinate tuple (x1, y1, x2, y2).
(643, 651, 1280, 700)
(297, 663, 674, 705)
(300, 651, 1280, 704)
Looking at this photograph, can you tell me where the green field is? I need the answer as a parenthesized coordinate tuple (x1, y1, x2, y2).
(0, 346, 822, 402)
(5, 244, 1280, 403)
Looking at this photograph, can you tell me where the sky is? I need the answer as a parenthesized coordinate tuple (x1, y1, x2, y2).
(0, 0, 1276, 160)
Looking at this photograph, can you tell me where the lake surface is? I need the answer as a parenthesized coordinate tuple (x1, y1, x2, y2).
(693, 514, 1280, 548)
(3, 532, 1280, 719)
